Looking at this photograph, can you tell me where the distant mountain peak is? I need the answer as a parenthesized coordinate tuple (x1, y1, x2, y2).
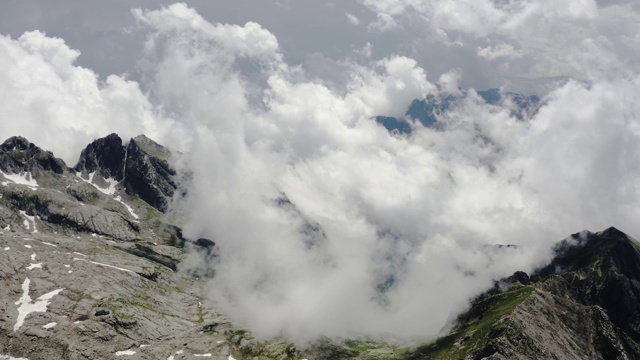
(375, 88, 541, 134)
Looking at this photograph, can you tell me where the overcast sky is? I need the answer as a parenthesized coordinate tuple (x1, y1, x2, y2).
(2, 0, 640, 345)
(4, 0, 636, 93)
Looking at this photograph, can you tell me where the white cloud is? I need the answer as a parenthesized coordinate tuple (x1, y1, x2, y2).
(359, 0, 640, 81)
(477, 43, 523, 60)
(346, 12, 361, 26)
(2, 1, 640, 349)
(127, 4, 640, 345)
(0, 31, 178, 164)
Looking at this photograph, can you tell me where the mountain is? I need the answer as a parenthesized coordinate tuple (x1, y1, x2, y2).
(0, 135, 295, 360)
(74, 134, 177, 212)
(406, 228, 640, 359)
(1, 134, 640, 359)
(376, 89, 540, 134)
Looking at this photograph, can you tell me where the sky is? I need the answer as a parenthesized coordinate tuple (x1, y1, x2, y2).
(1, 0, 640, 345)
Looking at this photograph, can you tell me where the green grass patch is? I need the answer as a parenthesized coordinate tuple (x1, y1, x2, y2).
(406, 285, 535, 360)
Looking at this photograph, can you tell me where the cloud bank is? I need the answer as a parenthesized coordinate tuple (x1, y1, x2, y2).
(0, 31, 182, 164)
(1, 1, 640, 346)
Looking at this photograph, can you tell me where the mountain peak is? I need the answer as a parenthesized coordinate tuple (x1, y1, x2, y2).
(0, 136, 67, 175)
(74, 133, 126, 180)
(408, 227, 640, 359)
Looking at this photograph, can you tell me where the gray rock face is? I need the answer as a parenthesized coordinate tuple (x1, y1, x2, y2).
(0, 136, 68, 175)
(74, 134, 177, 213)
(74, 133, 126, 180)
(123, 135, 177, 213)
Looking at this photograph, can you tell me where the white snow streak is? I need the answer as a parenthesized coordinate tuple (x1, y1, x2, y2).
(76, 172, 118, 196)
(115, 349, 136, 356)
(26, 263, 42, 270)
(42, 322, 57, 329)
(114, 196, 139, 220)
(72, 258, 136, 274)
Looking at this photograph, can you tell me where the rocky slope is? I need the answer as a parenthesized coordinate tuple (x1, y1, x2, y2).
(0, 135, 295, 360)
(2, 134, 640, 360)
(408, 228, 640, 359)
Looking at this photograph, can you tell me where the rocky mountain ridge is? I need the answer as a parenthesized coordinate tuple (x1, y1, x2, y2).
(1, 134, 639, 359)
(408, 227, 640, 359)
(376, 88, 540, 134)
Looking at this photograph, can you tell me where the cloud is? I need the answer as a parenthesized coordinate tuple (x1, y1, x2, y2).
(125, 3, 640, 345)
(2, 1, 640, 348)
(0, 30, 178, 164)
(358, 0, 640, 82)
(346, 12, 361, 25)
(477, 43, 523, 61)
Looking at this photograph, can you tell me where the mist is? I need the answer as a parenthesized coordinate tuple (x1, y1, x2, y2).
(1, 1, 640, 346)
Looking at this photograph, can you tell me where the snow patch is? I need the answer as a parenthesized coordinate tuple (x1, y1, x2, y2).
(0, 355, 30, 360)
(75, 173, 138, 221)
(41, 242, 57, 248)
(14, 278, 64, 331)
(26, 263, 42, 270)
(24, 245, 31, 249)
(30, 253, 36, 261)
(194, 354, 212, 357)
(19, 211, 37, 233)
(114, 349, 136, 356)
(114, 196, 139, 220)
(76, 172, 118, 196)
(4, 247, 9, 251)
(229, 356, 237, 360)
(0, 171, 38, 189)
(42, 322, 57, 329)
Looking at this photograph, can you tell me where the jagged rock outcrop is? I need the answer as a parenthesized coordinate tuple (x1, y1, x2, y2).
(0, 136, 68, 175)
(74, 133, 126, 180)
(74, 134, 177, 212)
(123, 135, 177, 213)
